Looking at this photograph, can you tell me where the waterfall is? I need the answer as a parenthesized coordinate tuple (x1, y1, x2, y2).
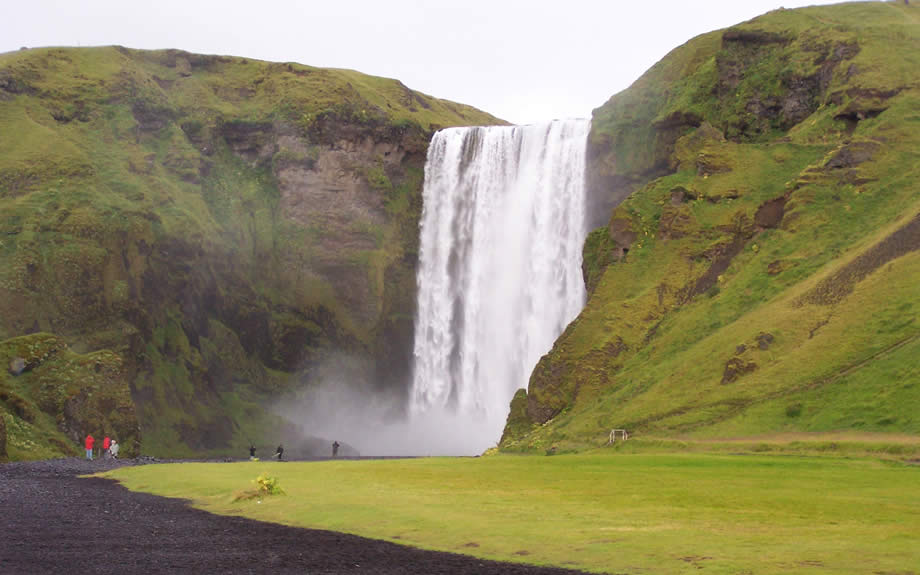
(410, 119, 591, 452)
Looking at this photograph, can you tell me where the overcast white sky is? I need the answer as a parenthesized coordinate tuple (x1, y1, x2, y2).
(2, 0, 855, 124)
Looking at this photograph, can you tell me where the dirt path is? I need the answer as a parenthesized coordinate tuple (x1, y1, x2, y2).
(0, 459, 588, 575)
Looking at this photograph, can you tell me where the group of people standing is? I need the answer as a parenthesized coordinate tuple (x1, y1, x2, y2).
(247, 440, 341, 461)
(83, 434, 119, 460)
(248, 444, 285, 461)
(81, 435, 346, 461)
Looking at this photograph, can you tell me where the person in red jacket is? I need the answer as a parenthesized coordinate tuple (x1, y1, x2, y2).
(102, 436, 111, 458)
(85, 435, 94, 460)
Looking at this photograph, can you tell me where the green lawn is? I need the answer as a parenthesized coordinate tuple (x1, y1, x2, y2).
(105, 453, 920, 574)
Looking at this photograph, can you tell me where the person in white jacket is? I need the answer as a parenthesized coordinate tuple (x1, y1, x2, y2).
(109, 439, 120, 459)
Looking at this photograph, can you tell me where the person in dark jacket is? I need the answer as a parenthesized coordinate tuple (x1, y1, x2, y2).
(249, 445, 256, 460)
(85, 435, 94, 460)
(332, 441, 340, 458)
(275, 445, 284, 461)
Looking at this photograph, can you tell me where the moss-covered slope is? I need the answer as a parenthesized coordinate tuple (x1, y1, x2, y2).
(2, 333, 137, 459)
(0, 46, 501, 459)
(504, 1, 920, 451)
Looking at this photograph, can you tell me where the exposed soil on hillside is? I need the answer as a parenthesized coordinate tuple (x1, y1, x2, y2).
(799, 212, 920, 306)
(0, 458, 588, 575)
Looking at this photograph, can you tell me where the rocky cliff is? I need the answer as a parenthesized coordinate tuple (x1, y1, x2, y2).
(504, 1, 920, 451)
(0, 46, 501, 459)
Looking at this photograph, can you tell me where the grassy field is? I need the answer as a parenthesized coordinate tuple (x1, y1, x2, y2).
(105, 452, 920, 574)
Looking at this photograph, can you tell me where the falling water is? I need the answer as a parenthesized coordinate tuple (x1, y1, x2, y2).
(410, 119, 591, 452)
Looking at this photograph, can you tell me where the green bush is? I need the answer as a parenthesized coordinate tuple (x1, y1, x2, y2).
(255, 474, 285, 496)
(233, 474, 285, 501)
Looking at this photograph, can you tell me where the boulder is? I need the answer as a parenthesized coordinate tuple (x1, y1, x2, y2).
(825, 141, 881, 170)
(670, 186, 699, 205)
(8, 357, 25, 376)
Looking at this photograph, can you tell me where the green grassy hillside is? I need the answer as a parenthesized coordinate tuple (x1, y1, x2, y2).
(0, 46, 501, 460)
(503, 1, 920, 451)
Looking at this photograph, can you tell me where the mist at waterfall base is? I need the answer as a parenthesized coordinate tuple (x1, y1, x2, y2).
(273, 364, 505, 456)
(274, 120, 590, 456)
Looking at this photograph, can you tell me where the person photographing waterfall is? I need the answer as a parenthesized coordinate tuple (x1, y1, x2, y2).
(332, 441, 339, 458)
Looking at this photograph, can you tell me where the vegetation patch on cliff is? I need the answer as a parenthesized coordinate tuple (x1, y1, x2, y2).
(1, 333, 139, 459)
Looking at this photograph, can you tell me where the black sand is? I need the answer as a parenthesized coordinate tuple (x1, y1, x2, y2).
(0, 458, 590, 574)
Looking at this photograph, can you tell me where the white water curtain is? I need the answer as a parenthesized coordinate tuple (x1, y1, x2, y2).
(410, 119, 591, 450)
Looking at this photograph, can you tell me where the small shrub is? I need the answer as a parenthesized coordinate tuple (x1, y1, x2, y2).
(255, 474, 285, 496)
(233, 474, 285, 502)
(785, 403, 803, 417)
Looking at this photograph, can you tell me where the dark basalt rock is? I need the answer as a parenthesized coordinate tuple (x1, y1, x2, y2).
(722, 29, 791, 46)
(218, 119, 276, 164)
(131, 100, 174, 132)
(798, 213, 920, 306)
(825, 141, 881, 170)
(722, 357, 758, 384)
(755, 195, 787, 229)
(670, 186, 699, 205)
(608, 217, 638, 260)
(717, 30, 860, 140)
(830, 87, 900, 129)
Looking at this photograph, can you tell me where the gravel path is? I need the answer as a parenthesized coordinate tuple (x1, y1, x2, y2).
(0, 458, 590, 574)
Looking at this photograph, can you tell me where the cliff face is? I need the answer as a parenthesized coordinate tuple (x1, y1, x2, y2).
(0, 47, 501, 458)
(504, 2, 920, 450)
